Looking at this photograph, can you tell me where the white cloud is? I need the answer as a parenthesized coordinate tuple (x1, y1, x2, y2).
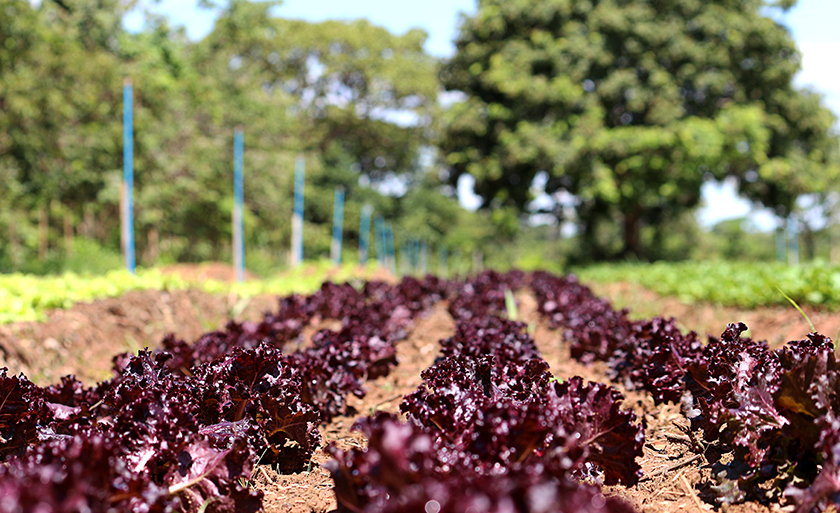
(697, 178, 778, 231)
(795, 41, 840, 120)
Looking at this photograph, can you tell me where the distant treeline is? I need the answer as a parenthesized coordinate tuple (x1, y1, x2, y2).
(2, 0, 838, 275)
(0, 0, 499, 274)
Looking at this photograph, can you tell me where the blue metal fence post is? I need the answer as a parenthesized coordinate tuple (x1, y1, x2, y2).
(776, 224, 786, 263)
(122, 79, 135, 274)
(384, 223, 392, 271)
(788, 217, 800, 265)
(233, 128, 245, 282)
(291, 156, 305, 265)
(420, 240, 427, 275)
(374, 216, 385, 264)
(331, 186, 345, 265)
(385, 223, 396, 274)
(405, 239, 413, 274)
(414, 240, 421, 273)
(359, 205, 372, 265)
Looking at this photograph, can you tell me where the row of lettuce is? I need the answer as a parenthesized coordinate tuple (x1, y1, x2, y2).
(3, 269, 840, 511)
(577, 260, 840, 308)
(0, 274, 450, 511)
(531, 271, 840, 511)
(328, 271, 642, 512)
(6, 259, 840, 326)
(0, 260, 373, 324)
(0, 270, 646, 512)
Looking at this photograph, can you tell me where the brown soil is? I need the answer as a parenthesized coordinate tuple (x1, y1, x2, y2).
(0, 289, 279, 385)
(590, 281, 840, 348)
(159, 262, 263, 283)
(256, 301, 455, 513)
(0, 276, 808, 513)
(158, 261, 394, 285)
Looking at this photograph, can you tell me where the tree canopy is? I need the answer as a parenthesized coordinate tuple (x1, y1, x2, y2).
(0, 0, 497, 273)
(440, 0, 840, 259)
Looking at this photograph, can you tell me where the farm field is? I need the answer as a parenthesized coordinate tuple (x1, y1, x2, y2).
(0, 261, 377, 324)
(6, 1, 840, 511)
(1, 267, 837, 512)
(577, 261, 840, 309)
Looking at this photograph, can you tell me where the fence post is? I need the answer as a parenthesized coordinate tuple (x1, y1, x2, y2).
(438, 246, 448, 278)
(788, 218, 800, 266)
(122, 78, 135, 274)
(233, 127, 245, 282)
(408, 239, 415, 274)
(776, 222, 786, 263)
(374, 216, 385, 264)
(291, 156, 305, 266)
(385, 222, 396, 274)
(420, 240, 428, 275)
(359, 204, 372, 265)
(331, 186, 345, 265)
(399, 241, 407, 276)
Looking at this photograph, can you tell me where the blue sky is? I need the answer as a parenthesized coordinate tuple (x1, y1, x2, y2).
(125, 0, 840, 228)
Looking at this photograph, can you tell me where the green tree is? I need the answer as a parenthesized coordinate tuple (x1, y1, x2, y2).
(0, 0, 484, 272)
(440, 0, 840, 260)
(193, 2, 439, 180)
(184, 1, 442, 263)
(0, 0, 133, 267)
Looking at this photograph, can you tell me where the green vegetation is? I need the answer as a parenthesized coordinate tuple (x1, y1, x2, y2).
(440, 0, 839, 261)
(0, 0, 499, 273)
(576, 260, 840, 309)
(2, 0, 839, 274)
(0, 260, 374, 324)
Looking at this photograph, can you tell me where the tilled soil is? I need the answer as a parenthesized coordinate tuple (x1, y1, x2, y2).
(0, 289, 279, 385)
(591, 281, 837, 348)
(2, 278, 820, 512)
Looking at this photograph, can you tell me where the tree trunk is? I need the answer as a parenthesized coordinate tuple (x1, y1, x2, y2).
(83, 206, 95, 239)
(64, 208, 74, 256)
(96, 209, 110, 241)
(472, 250, 484, 273)
(9, 217, 19, 268)
(801, 224, 815, 262)
(39, 206, 49, 260)
(787, 218, 800, 266)
(623, 209, 642, 259)
(147, 227, 159, 265)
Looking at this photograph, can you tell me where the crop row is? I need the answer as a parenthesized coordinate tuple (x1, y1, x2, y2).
(0, 275, 448, 511)
(531, 271, 840, 512)
(0, 269, 653, 513)
(5, 268, 839, 512)
(576, 260, 840, 308)
(0, 261, 370, 324)
(10, 259, 840, 327)
(327, 270, 642, 512)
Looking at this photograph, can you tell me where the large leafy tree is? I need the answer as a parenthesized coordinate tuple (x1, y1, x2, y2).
(185, 0, 442, 262)
(193, 1, 439, 181)
(440, 0, 839, 259)
(0, 0, 129, 213)
(0, 0, 469, 270)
